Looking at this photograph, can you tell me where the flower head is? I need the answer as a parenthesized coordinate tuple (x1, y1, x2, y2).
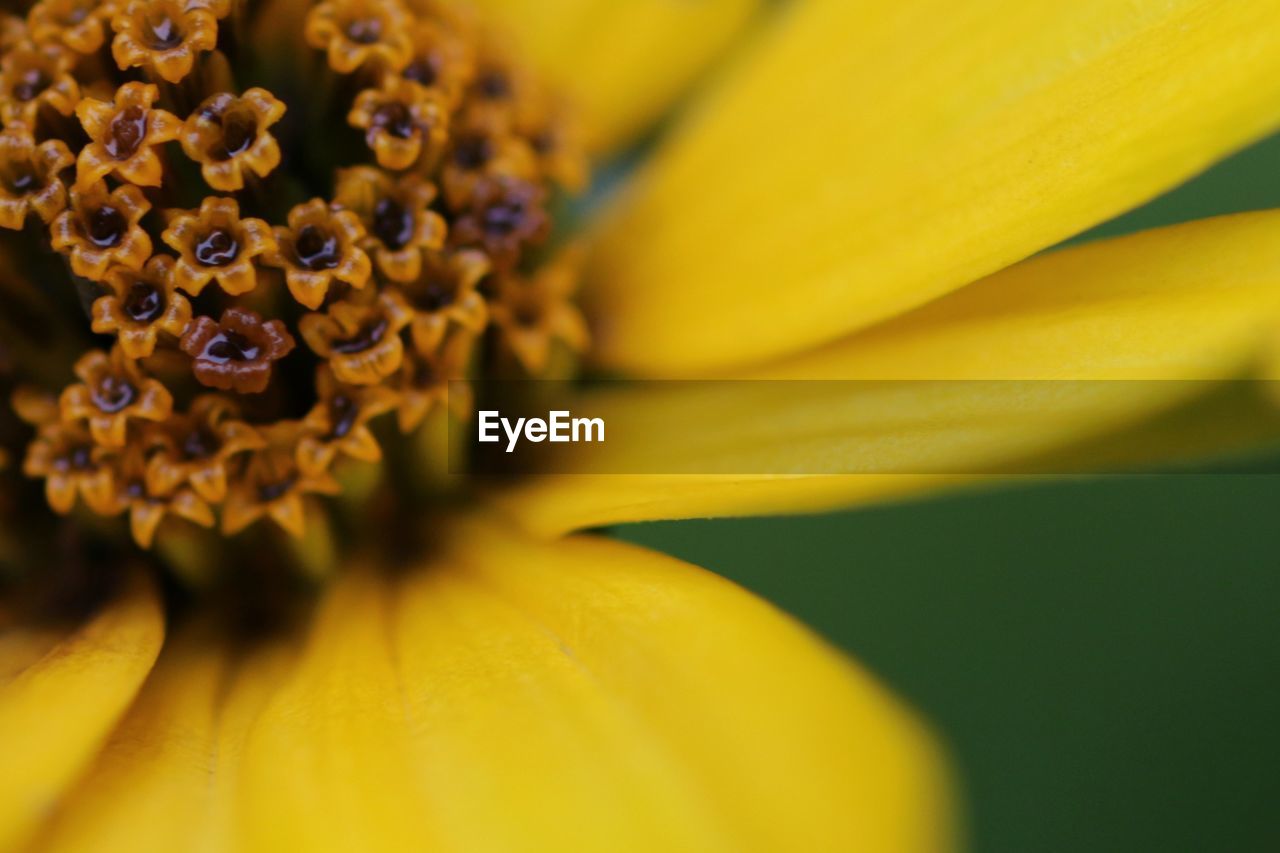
(91, 255, 192, 358)
(0, 0, 583, 552)
(297, 365, 398, 476)
(144, 394, 264, 502)
(401, 247, 488, 355)
(222, 423, 340, 537)
(0, 39, 79, 128)
(439, 109, 537, 208)
(392, 326, 472, 431)
(263, 198, 372, 309)
(332, 165, 446, 282)
(59, 345, 173, 448)
(448, 173, 549, 270)
(399, 17, 473, 106)
(180, 89, 286, 191)
(348, 77, 450, 171)
(162, 196, 275, 296)
(51, 180, 152, 280)
(74, 81, 181, 189)
(0, 127, 72, 229)
(28, 0, 119, 55)
(305, 0, 411, 74)
(105, 443, 214, 548)
(110, 0, 217, 83)
(487, 248, 589, 375)
(299, 289, 413, 385)
(22, 420, 116, 514)
(179, 307, 296, 394)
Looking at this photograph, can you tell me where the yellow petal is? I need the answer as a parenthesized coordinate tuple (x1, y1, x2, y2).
(497, 211, 1280, 533)
(475, 0, 760, 151)
(588, 0, 1280, 375)
(31, 522, 950, 852)
(0, 570, 164, 852)
(29, 625, 294, 853)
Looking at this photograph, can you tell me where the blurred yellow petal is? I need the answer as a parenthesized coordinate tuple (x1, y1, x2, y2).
(34, 522, 950, 852)
(499, 212, 1280, 533)
(0, 571, 164, 852)
(398, 518, 951, 853)
(588, 0, 1280, 375)
(476, 0, 760, 151)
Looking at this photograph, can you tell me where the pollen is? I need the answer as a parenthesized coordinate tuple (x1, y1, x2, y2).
(0, 0, 589, 556)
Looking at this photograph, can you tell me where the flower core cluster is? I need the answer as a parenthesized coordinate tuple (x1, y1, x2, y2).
(0, 0, 587, 554)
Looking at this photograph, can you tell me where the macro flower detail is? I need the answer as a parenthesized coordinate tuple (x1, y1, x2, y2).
(0, 39, 79, 128)
(58, 346, 173, 448)
(487, 248, 589, 374)
(305, 0, 411, 74)
(440, 110, 537, 208)
(449, 173, 549, 270)
(90, 255, 192, 358)
(298, 288, 413, 385)
(109, 0, 217, 83)
(401, 247, 488, 354)
(393, 326, 472, 432)
(106, 443, 215, 548)
(297, 365, 398, 476)
(143, 394, 264, 503)
(0, 126, 71, 229)
(332, 165, 446, 283)
(27, 0, 117, 55)
(263, 198, 372, 309)
(348, 77, 449, 171)
(399, 17, 473, 106)
(32, 0, 1274, 845)
(161, 195, 275, 296)
(21, 420, 115, 515)
(180, 89, 285, 191)
(179, 307, 296, 394)
(51, 180, 152, 280)
(221, 423, 340, 537)
(74, 81, 181, 189)
(0, 0, 582, 552)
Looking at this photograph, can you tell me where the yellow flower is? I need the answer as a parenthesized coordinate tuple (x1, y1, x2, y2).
(7, 1, 1280, 851)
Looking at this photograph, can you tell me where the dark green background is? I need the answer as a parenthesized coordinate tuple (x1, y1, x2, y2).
(612, 135, 1280, 853)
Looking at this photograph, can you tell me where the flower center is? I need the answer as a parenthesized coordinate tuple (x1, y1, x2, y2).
(330, 394, 358, 438)
(105, 107, 147, 160)
(61, 3, 92, 25)
(476, 70, 510, 99)
(202, 331, 260, 364)
(123, 282, 164, 323)
(55, 443, 95, 472)
(144, 9, 185, 50)
(2, 161, 41, 195)
(86, 205, 126, 248)
(372, 197, 413, 249)
(92, 375, 136, 413)
(258, 475, 296, 503)
(345, 17, 382, 45)
(403, 56, 438, 86)
(484, 198, 526, 236)
(453, 135, 492, 170)
(12, 67, 50, 103)
(332, 319, 388, 354)
(0, 0, 589, 559)
(416, 280, 454, 311)
(195, 228, 239, 266)
(214, 109, 259, 160)
(294, 225, 341, 270)
(181, 426, 219, 459)
(372, 103, 416, 140)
